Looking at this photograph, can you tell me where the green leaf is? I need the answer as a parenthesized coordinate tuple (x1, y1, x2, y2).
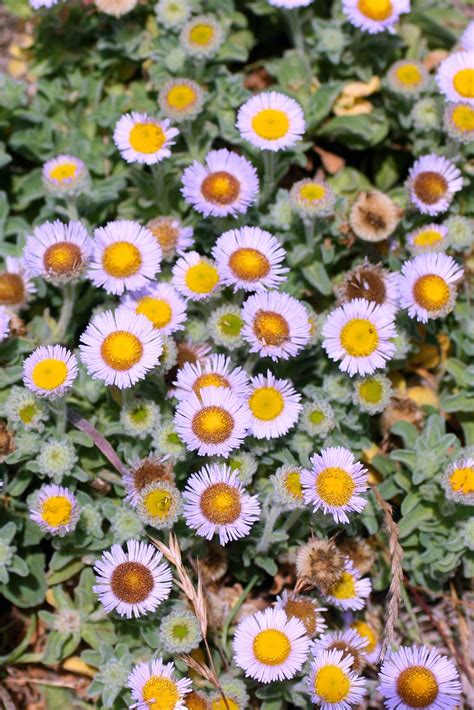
(255, 555, 278, 576)
(302, 262, 333, 295)
(2, 552, 47, 608)
(399, 505, 435, 538)
(318, 111, 389, 150)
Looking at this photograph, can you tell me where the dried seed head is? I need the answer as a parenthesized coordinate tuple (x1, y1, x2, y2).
(199, 544, 228, 583)
(349, 190, 400, 242)
(338, 538, 375, 576)
(295, 538, 346, 595)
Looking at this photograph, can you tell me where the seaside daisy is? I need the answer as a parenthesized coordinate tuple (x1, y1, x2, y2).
(444, 101, 474, 143)
(247, 370, 301, 439)
(0, 306, 10, 343)
(161, 607, 203, 654)
(407, 154, 463, 216)
(300, 398, 335, 437)
(42, 155, 88, 196)
(155, 0, 191, 29)
(127, 657, 192, 709)
(411, 97, 440, 131)
(398, 253, 464, 322)
(120, 399, 161, 440)
(159, 78, 204, 122)
(337, 260, 399, 310)
(79, 308, 163, 388)
(1, 386, 47, 431)
(37, 438, 77, 482)
(233, 607, 309, 683)
(272, 464, 307, 509)
(93, 540, 172, 618)
(378, 645, 462, 709)
(236, 91, 305, 152)
(442, 456, 474, 505)
(121, 283, 187, 336)
(208, 304, 244, 349)
(147, 216, 194, 260)
(173, 353, 250, 401)
(153, 420, 187, 460)
(113, 112, 178, 165)
(23, 220, 92, 283)
(29, 484, 80, 536)
(437, 50, 474, 105)
(181, 149, 259, 218)
(0, 257, 36, 310)
(241, 291, 311, 361)
(353, 373, 392, 414)
(290, 178, 336, 218)
(88, 220, 162, 295)
(123, 455, 174, 507)
(349, 190, 400, 242)
(307, 648, 367, 708)
(172, 252, 220, 301)
(407, 224, 449, 254)
(182, 463, 260, 545)
(350, 620, 380, 663)
(387, 59, 428, 95)
(94, 0, 138, 16)
(445, 215, 474, 252)
(275, 591, 327, 637)
(324, 559, 372, 611)
(212, 226, 288, 292)
(23, 345, 78, 399)
(180, 15, 224, 59)
(137, 481, 182, 529)
(342, 0, 410, 35)
(311, 628, 369, 672)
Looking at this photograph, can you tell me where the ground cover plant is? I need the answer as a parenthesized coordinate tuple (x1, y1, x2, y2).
(0, 0, 474, 708)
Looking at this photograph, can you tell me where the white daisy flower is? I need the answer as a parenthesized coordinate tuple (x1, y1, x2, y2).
(174, 386, 250, 457)
(269, 0, 313, 7)
(173, 353, 250, 401)
(442, 456, 474, 506)
(301, 447, 368, 524)
(272, 465, 308, 509)
(79, 308, 163, 389)
(172, 251, 220, 301)
(29, 484, 79, 536)
(23, 345, 78, 399)
(378, 645, 462, 710)
(0, 306, 11, 343)
(387, 60, 428, 95)
(275, 591, 327, 637)
(23, 220, 93, 283)
(322, 298, 397, 377)
(182, 463, 261, 545)
(444, 101, 474, 143)
(307, 648, 367, 709)
(93, 540, 172, 618)
(311, 628, 369, 672)
(0, 257, 36, 310)
(128, 657, 191, 710)
(159, 78, 205, 122)
(181, 149, 259, 218)
(353, 373, 392, 414)
(179, 15, 224, 59)
(342, 0, 410, 35)
(121, 283, 187, 336)
(233, 607, 309, 683)
(407, 154, 463, 216)
(247, 370, 301, 440)
(113, 112, 178, 165)
(324, 559, 372, 611)
(241, 291, 311, 361)
(236, 91, 306, 152)
(88, 220, 162, 295)
(212, 226, 288, 292)
(437, 50, 474, 105)
(461, 21, 474, 52)
(155, 0, 191, 29)
(42, 154, 88, 195)
(407, 224, 449, 254)
(290, 178, 336, 218)
(398, 253, 464, 323)
(123, 455, 174, 508)
(146, 216, 194, 261)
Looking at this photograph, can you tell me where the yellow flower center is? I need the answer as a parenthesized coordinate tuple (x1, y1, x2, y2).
(413, 172, 447, 205)
(101, 331, 143, 371)
(32, 358, 68, 391)
(212, 698, 239, 710)
(218, 313, 243, 337)
(253, 310, 289, 346)
(357, 0, 393, 21)
(340, 318, 379, 357)
(0, 273, 25, 305)
(309, 409, 325, 425)
(185, 262, 219, 294)
(43, 242, 82, 276)
(249, 386, 284, 421)
(299, 183, 326, 202)
(136, 296, 172, 329)
(451, 104, 474, 131)
(358, 379, 383, 404)
(229, 247, 270, 282)
(142, 676, 180, 710)
(329, 572, 356, 600)
(166, 84, 198, 111)
(201, 171, 240, 205)
(148, 218, 179, 251)
(129, 122, 166, 154)
(449, 466, 474, 495)
(285, 598, 317, 634)
(314, 665, 351, 703)
(49, 162, 77, 183)
(192, 406, 234, 444)
(193, 373, 230, 396)
(351, 621, 378, 653)
(200, 482, 241, 524)
(189, 23, 215, 47)
(143, 488, 173, 519)
(453, 68, 474, 99)
(19, 404, 38, 424)
(252, 109, 290, 140)
(413, 274, 450, 312)
(395, 63, 422, 86)
(284, 470, 303, 500)
(41, 495, 72, 527)
(253, 629, 291, 665)
(396, 666, 439, 708)
(102, 241, 142, 278)
(110, 561, 154, 604)
(316, 466, 355, 507)
(413, 229, 443, 248)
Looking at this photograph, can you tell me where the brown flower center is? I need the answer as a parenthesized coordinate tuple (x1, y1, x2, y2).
(110, 561, 154, 604)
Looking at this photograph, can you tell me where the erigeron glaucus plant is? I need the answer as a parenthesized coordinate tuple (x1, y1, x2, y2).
(1, 1, 472, 708)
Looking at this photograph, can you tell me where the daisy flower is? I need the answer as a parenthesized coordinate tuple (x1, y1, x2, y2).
(300, 398, 336, 438)
(398, 253, 464, 323)
(353, 373, 392, 414)
(120, 399, 161, 440)
(172, 251, 220, 301)
(350, 619, 380, 663)
(290, 178, 336, 218)
(79, 308, 163, 389)
(378, 645, 462, 709)
(128, 657, 191, 710)
(121, 283, 187, 336)
(308, 648, 367, 709)
(241, 291, 311, 361)
(322, 298, 397, 377)
(437, 50, 474, 105)
(29, 484, 79, 536)
(212, 226, 288, 292)
(275, 591, 327, 637)
(113, 112, 178, 165)
(146, 216, 194, 261)
(337, 260, 399, 311)
(123, 455, 174, 507)
(342, 0, 410, 35)
(88, 220, 162, 295)
(155, 0, 191, 29)
(442, 456, 474, 505)
(179, 15, 224, 59)
(182, 463, 261, 545)
(444, 101, 474, 143)
(311, 628, 369, 672)
(181, 149, 259, 218)
(160, 608, 202, 654)
(159, 78, 204, 122)
(23, 220, 93, 283)
(93, 540, 172, 618)
(0, 257, 36, 310)
(387, 59, 428, 95)
(407, 154, 463, 216)
(269, 0, 314, 7)
(233, 607, 309, 683)
(407, 224, 449, 254)
(173, 353, 250, 401)
(461, 21, 474, 52)
(0, 306, 10, 343)
(272, 465, 307, 509)
(137, 481, 182, 529)
(236, 91, 305, 152)
(247, 370, 301, 440)
(301, 447, 368, 524)
(42, 154, 88, 196)
(324, 559, 372, 611)
(174, 386, 250, 457)
(23, 345, 78, 399)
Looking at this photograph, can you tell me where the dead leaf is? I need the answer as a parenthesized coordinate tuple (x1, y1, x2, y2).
(313, 145, 345, 174)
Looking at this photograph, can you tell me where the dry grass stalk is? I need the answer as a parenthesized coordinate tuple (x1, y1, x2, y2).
(179, 654, 221, 687)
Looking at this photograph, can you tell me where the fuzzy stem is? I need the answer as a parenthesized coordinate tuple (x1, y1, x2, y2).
(52, 397, 67, 436)
(281, 508, 302, 532)
(303, 217, 316, 247)
(256, 503, 281, 553)
(152, 163, 169, 213)
(64, 198, 79, 221)
(260, 151, 277, 206)
(54, 282, 76, 344)
(285, 9, 305, 53)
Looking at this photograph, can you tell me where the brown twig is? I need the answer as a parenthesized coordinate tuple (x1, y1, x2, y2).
(67, 407, 128, 477)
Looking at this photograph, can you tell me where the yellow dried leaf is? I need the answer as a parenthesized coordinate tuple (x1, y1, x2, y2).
(362, 443, 380, 464)
(343, 76, 381, 98)
(407, 386, 440, 409)
(389, 372, 407, 394)
(334, 99, 374, 116)
(45, 589, 57, 608)
(63, 657, 97, 678)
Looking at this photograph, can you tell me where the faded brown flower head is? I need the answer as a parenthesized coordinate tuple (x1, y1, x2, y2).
(295, 538, 346, 595)
(337, 259, 393, 307)
(349, 190, 401, 242)
(200, 544, 228, 583)
(339, 538, 375, 576)
(131, 456, 175, 491)
(380, 396, 425, 438)
(0, 421, 15, 460)
(184, 691, 210, 710)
